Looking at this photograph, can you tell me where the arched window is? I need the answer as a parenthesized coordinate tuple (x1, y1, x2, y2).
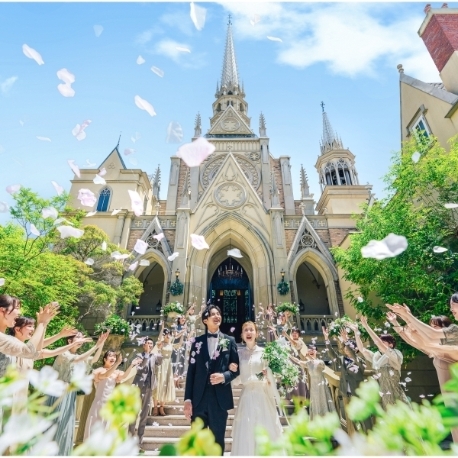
(97, 187, 111, 212)
(217, 103, 221, 112)
(337, 160, 352, 185)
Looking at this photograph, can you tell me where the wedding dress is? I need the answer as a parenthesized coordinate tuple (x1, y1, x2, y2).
(231, 345, 283, 456)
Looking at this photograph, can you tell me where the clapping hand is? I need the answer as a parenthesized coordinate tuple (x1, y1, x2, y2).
(322, 326, 329, 341)
(37, 302, 60, 325)
(386, 311, 398, 323)
(346, 322, 358, 333)
(131, 357, 142, 367)
(339, 328, 349, 343)
(96, 331, 110, 346)
(59, 325, 79, 338)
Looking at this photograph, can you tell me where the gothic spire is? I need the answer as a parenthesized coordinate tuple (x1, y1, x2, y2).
(220, 15, 239, 90)
(259, 112, 266, 137)
(320, 102, 343, 155)
(270, 169, 280, 206)
(300, 164, 310, 199)
(152, 165, 161, 201)
(194, 112, 202, 137)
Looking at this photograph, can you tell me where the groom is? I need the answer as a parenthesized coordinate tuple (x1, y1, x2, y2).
(184, 304, 240, 455)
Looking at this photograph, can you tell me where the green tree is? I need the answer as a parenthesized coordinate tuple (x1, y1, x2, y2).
(333, 135, 458, 358)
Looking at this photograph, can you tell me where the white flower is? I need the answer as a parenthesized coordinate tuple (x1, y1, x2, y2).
(27, 425, 59, 455)
(0, 414, 52, 455)
(27, 366, 67, 397)
(70, 362, 93, 394)
(74, 425, 115, 455)
(112, 436, 139, 455)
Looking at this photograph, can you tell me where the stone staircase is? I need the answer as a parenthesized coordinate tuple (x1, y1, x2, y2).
(140, 385, 289, 453)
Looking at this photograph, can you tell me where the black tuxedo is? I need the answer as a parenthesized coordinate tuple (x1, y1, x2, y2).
(185, 331, 240, 454)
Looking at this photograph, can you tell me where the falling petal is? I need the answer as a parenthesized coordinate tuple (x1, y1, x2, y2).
(250, 14, 261, 26)
(37, 136, 51, 142)
(53, 217, 73, 226)
(0, 278, 4, 286)
(42, 207, 58, 220)
(139, 259, 150, 266)
(101, 241, 107, 251)
(230, 327, 235, 332)
(22, 44, 44, 65)
(93, 25, 103, 37)
(93, 174, 106, 185)
(129, 261, 138, 271)
(51, 181, 64, 196)
(85, 258, 95, 266)
(129, 157, 138, 166)
(357, 297, 364, 303)
(227, 248, 243, 258)
(128, 190, 143, 216)
(361, 233, 408, 260)
(411, 151, 421, 163)
(0, 202, 9, 213)
(168, 252, 179, 261)
(72, 120, 91, 141)
(176, 46, 191, 53)
(134, 239, 148, 255)
(151, 66, 164, 77)
(99, 167, 107, 177)
(190, 234, 209, 250)
(30, 223, 40, 236)
(166, 121, 183, 143)
(57, 68, 75, 84)
(86, 160, 96, 167)
(57, 226, 84, 239)
(177, 137, 215, 167)
(86, 211, 97, 217)
(68, 160, 81, 178)
(444, 203, 458, 209)
(433, 246, 448, 253)
(267, 36, 283, 42)
(405, 377, 412, 382)
(111, 209, 121, 215)
(124, 148, 135, 156)
(134, 95, 156, 117)
(6, 184, 21, 194)
(190, 2, 206, 31)
(77, 188, 97, 207)
(136, 55, 145, 65)
(153, 233, 164, 241)
(58, 83, 75, 97)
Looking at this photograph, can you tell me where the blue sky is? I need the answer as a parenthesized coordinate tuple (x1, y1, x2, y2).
(0, 2, 448, 223)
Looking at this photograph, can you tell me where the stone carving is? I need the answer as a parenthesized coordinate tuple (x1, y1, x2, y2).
(201, 154, 260, 189)
(248, 151, 260, 162)
(300, 231, 317, 249)
(215, 182, 246, 209)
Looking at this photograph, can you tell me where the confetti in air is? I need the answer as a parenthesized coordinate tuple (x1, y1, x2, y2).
(57, 68, 75, 97)
(190, 2, 207, 31)
(72, 120, 91, 141)
(42, 207, 58, 220)
(37, 136, 51, 142)
(166, 121, 184, 144)
(168, 252, 179, 261)
(227, 248, 243, 258)
(134, 95, 156, 117)
(177, 137, 215, 167)
(22, 44, 44, 65)
(77, 189, 97, 207)
(411, 151, 421, 163)
(433, 246, 448, 253)
(93, 174, 106, 185)
(444, 203, 458, 209)
(85, 258, 95, 266)
(6, 184, 21, 195)
(151, 66, 164, 77)
(57, 226, 84, 239)
(267, 36, 283, 42)
(176, 46, 191, 53)
(128, 190, 143, 216)
(51, 181, 64, 196)
(68, 160, 81, 178)
(250, 14, 261, 25)
(136, 55, 145, 65)
(0, 202, 9, 213)
(133, 239, 148, 255)
(153, 233, 164, 241)
(361, 233, 408, 260)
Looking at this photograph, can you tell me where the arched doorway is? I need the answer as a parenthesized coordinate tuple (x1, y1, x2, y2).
(138, 262, 165, 315)
(208, 258, 253, 342)
(296, 261, 330, 315)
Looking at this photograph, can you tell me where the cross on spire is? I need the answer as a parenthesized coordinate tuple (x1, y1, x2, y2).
(320, 101, 325, 113)
(228, 14, 232, 25)
(116, 132, 122, 149)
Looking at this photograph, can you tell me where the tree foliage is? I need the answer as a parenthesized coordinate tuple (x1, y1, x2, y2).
(333, 136, 458, 358)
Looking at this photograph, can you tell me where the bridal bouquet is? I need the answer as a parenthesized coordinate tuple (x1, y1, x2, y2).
(263, 340, 299, 388)
(328, 315, 368, 340)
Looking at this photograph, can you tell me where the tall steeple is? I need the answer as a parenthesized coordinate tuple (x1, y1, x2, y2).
(220, 15, 239, 91)
(320, 102, 343, 155)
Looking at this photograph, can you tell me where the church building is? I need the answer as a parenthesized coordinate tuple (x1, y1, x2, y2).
(69, 19, 372, 338)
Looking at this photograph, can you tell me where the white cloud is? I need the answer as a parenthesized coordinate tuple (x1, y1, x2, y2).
(160, 11, 195, 36)
(218, 2, 438, 81)
(1, 76, 18, 95)
(155, 39, 191, 61)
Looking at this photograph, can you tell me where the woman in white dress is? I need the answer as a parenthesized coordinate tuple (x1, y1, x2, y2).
(229, 321, 283, 456)
(84, 350, 141, 439)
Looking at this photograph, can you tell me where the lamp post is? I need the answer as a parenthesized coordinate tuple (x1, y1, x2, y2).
(175, 268, 180, 280)
(281, 268, 285, 280)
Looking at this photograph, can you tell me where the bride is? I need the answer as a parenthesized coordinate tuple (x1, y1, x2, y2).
(229, 321, 283, 456)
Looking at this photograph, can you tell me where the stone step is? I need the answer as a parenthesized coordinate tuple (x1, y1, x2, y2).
(146, 414, 289, 427)
(144, 425, 234, 438)
(141, 437, 233, 453)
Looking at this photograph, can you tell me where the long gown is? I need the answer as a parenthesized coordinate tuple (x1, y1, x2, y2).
(287, 339, 309, 401)
(45, 351, 78, 456)
(304, 359, 335, 419)
(360, 348, 408, 409)
(84, 369, 120, 439)
(153, 344, 176, 403)
(171, 327, 187, 380)
(231, 346, 283, 456)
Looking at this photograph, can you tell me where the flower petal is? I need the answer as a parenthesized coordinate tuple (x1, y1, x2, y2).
(168, 252, 179, 261)
(111, 209, 121, 215)
(176, 46, 191, 53)
(68, 160, 81, 178)
(190, 2, 206, 31)
(190, 234, 209, 250)
(22, 44, 44, 65)
(93, 25, 103, 37)
(166, 121, 183, 143)
(77, 188, 96, 207)
(86, 211, 97, 217)
(0, 278, 5, 286)
(0, 202, 9, 213)
(93, 174, 106, 185)
(99, 167, 107, 177)
(51, 181, 64, 195)
(6, 184, 21, 194)
(136, 55, 145, 65)
(57, 82, 75, 97)
(129, 261, 138, 271)
(57, 226, 84, 239)
(433, 246, 447, 253)
(139, 259, 150, 266)
(30, 223, 40, 236)
(153, 233, 164, 241)
(36, 136, 51, 142)
(85, 258, 95, 265)
(151, 66, 164, 77)
(134, 95, 156, 117)
(411, 151, 421, 163)
(101, 241, 107, 251)
(176, 137, 215, 167)
(361, 233, 407, 260)
(444, 203, 458, 209)
(42, 206, 58, 219)
(128, 190, 143, 216)
(267, 36, 283, 42)
(134, 239, 148, 255)
(124, 148, 135, 156)
(227, 248, 243, 258)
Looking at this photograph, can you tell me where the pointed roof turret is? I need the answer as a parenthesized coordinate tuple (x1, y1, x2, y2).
(220, 15, 239, 90)
(259, 112, 266, 137)
(270, 169, 280, 206)
(152, 165, 161, 201)
(320, 102, 343, 155)
(300, 164, 311, 199)
(194, 112, 202, 137)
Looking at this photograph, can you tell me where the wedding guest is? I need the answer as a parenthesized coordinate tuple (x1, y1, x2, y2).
(45, 331, 109, 456)
(259, 305, 277, 342)
(171, 316, 187, 388)
(229, 321, 283, 456)
(0, 295, 59, 376)
(128, 337, 163, 450)
(84, 350, 142, 439)
(347, 318, 408, 410)
(291, 346, 335, 419)
(153, 328, 183, 416)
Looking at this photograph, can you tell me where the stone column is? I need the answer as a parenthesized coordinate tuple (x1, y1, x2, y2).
(260, 140, 271, 209)
(120, 214, 132, 249)
(113, 213, 126, 245)
(280, 156, 295, 215)
(165, 157, 181, 215)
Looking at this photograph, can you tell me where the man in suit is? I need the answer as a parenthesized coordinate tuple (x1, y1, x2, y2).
(184, 305, 240, 455)
(129, 337, 163, 448)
